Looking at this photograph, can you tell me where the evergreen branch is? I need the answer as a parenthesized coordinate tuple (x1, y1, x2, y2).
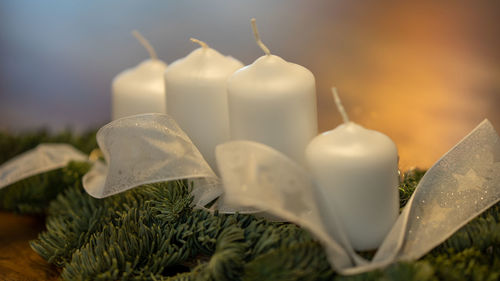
(0, 131, 498, 280)
(0, 161, 91, 214)
(196, 226, 247, 281)
(0, 129, 98, 164)
(242, 241, 334, 281)
(399, 169, 426, 208)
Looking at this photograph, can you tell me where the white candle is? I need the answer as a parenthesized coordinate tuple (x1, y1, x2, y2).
(112, 31, 167, 120)
(227, 19, 318, 164)
(164, 38, 243, 170)
(305, 88, 399, 251)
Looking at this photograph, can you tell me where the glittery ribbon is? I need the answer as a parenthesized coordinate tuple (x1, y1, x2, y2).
(0, 144, 88, 189)
(216, 119, 500, 274)
(1, 114, 498, 275)
(81, 113, 223, 207)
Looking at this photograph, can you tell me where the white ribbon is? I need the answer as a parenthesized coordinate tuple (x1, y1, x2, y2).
(1, 114, 498, 275)
(0, 144, 87, 189)
(81, 114, 223, 207)
(216, 119, 500, 274)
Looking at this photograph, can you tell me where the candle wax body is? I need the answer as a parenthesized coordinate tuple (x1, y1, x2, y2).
(112, 59, 167, 120)
(227, 55, 318, 164)
(305, 122, 399, 251)
(165, 47, 243, 170)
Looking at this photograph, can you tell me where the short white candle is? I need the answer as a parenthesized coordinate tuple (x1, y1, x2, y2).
(164, 38, 243, 170)
(112, 30, 167, 120)
(305, 88, 399, 251)
(227, 19, 318, 164)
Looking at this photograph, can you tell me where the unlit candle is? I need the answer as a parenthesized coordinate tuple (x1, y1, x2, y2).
(227, 19, 318, 164)
(164, 38, 243, 170)
(111, 30, 167, 120)
(305, 88, 399, 251)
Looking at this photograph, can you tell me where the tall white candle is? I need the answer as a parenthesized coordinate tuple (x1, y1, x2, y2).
(227, 19, 318, 164)
(164, 38, 243, 170)
(305, 88, 399, 251)
(112, 31, 167, 120)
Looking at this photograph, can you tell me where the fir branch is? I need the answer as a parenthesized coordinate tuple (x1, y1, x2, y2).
(0, 161, 91, 214)
(335, 261, 436, 281)
(196, 226, 247, 281)
(0, 129, 98, 164)
(0, 130, 498, 280)
(32, 181, 193, 268)
(426, 248, 500, 281)
(399, 168, 426, 208)
(242, 241, 334, 281)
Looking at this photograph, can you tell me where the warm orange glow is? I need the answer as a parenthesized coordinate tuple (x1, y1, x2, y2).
(314, 2, 499, 170)
(1, 2, 499, 171)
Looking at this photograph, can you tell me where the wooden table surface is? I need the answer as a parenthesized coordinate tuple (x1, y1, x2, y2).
(0, 212, 58, 281)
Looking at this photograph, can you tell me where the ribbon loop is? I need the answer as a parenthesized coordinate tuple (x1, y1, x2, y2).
(82, 113, 222, 206)
(215, 120, 500, 274)
(0, 144, 87, 189)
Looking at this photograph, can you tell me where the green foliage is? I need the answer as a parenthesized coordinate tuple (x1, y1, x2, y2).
(399, 169, 426, 208)
(33, 178, 328, 281)
(243, 241, 334, 281)
(335, 261, 436, 281)
(0, 132, 499, 280)
(0, 129, 98, 164)
(422, 203, 500, 281)
(0, 161, 91, 214)
(0, 129, 97, 214)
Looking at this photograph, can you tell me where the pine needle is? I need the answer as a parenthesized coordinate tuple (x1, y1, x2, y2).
(0, 131, 498, 281)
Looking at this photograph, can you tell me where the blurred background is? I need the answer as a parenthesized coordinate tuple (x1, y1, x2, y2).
(0, 0, 499, 170)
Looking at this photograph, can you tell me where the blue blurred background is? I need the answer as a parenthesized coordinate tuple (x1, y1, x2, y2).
(1, 0, 499, 169)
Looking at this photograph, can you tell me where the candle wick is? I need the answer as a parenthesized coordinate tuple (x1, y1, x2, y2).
(132, 30, 158, 60)
(190, 38, 210, 49)
(251, 18, 271, 56)
(331, 87, 350, 124)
